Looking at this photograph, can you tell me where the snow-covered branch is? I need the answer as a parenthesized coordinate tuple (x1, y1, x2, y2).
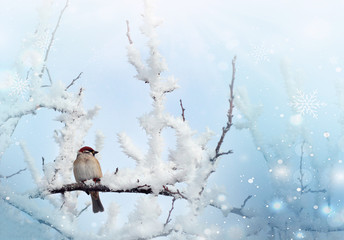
(43, 183, 179, 198)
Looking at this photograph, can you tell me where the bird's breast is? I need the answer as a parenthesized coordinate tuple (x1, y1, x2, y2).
(73, 154, 102, 182)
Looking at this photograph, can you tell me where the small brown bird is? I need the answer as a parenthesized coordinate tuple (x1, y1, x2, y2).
(73, 146, 104, 213)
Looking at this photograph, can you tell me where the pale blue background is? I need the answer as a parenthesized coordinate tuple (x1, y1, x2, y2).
(1, 0, 343, 238)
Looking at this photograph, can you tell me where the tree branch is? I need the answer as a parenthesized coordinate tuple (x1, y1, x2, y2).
(42, 183, 183, 199)
(76, 203, 91, 218)
(126, 20, 133, 44)
(39, 0, 69, 78)
(211, 194, 253, 218)
(179, 99, 185, 121)
(0, 168, 27, 179)
(65, 72, 83, 91)
(164, 197, 176, 226)
(212, 56, 236, 162)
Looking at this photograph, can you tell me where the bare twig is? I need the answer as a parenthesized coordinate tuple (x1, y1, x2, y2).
(65, 72, 83, 91)
(39, 0, 69, 78)
(179, 99, 185, 121)
(76, 203, 91, 217)
(298, 141, 326, 194)
(126, 20, 133, 44)
(164, 197, 176, 227)
(42, 157, 45, 173)
(212, 195, 253, 218)
(0, 168, 27, 179)
(41, 67, 53, 87)
(163, 186, 187, 199)
(241, 195, 252, 208)
(212, 56, 236, 162)
(25, 69, 32, 80)
(78, 87, 83, 96)
(303, 188, 326, 194)
(298, 141, 306, 193)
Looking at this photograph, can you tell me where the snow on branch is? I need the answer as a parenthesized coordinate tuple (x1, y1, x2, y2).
(44, 183, 180, 198)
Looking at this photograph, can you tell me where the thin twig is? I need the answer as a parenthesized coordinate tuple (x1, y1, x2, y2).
(39, 0, 69, 78)
(179, 99, 185, 121)
(0, 168, 27, 179)
(212, 56, 236, 162)
(298, 141, 306, 193)
(163, 186, 187, 199)
(229, 195, 252, 218)
(76, 203, 91, 217)
(210, 194, 253, 218)
(164, 197, 176, 227)
(25, 69, 32, 80)
(126, 20, 133, 44)
(241, 195, 252, 208)
(297, 141, 326, 194)
(42, 157, 45, 173)
(303, 189, 326, 194)
(65, 72, 83, 91)
(46, 67, 53, 85)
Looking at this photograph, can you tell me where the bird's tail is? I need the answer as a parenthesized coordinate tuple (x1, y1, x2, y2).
(91, 191, 104, 213)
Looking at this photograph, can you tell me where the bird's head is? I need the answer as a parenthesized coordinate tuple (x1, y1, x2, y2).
(78, 146, 99, 156)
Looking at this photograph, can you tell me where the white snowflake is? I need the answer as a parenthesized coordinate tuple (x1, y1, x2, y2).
(289, 89, 326, 118)
(250, 43, 270, 63)
(9, 73, 30, 98)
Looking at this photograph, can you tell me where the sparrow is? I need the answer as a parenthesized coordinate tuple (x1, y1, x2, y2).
(73, 146, 104, 213)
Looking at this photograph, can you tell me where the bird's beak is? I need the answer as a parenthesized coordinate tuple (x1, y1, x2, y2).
(93, 151, 99, 155)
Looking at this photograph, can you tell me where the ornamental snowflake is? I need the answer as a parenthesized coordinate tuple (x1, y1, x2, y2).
(9, 73, 30, 98)
(250, 43, 270, 63)
(289, 89, 326, 118)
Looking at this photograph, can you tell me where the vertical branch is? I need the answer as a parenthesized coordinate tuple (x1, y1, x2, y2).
(212, 56, 237, 161)
(126, 20, 133, 44)
(179, 99, 185, 121)
(164, 197, 176, 227)
(298, 141, 306, 193)
(39, 0, 69, 78)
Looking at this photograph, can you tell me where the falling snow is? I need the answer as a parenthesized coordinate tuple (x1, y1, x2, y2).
(289, 89, 326, 118)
